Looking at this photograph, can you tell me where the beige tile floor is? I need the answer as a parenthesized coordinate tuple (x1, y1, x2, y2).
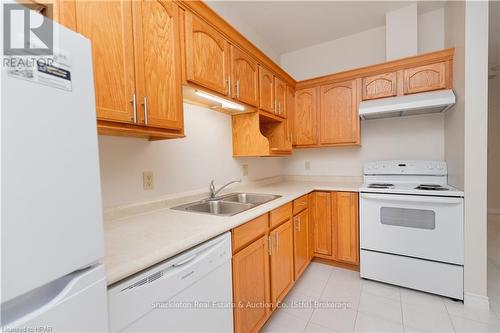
(261, 216, 500, 333)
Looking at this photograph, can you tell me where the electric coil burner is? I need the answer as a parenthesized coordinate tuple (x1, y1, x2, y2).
(415, 184, 450, 191)
(367, 183, 394, 189)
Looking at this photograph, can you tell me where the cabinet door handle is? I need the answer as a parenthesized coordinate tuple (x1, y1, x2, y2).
(131, 94, 137, 123)
(235, 80, 239, 98)
(268, 235, 273, 256)
(143, 96, 148, 125)
(227, 77, 231, 96)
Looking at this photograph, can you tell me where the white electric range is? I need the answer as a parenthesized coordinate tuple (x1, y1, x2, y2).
(359, 160, 465, 300)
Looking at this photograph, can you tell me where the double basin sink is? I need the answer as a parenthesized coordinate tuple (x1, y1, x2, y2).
(172, 193, 281, 216)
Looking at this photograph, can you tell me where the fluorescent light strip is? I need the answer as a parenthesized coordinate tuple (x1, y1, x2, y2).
(195, 90, 245, 111)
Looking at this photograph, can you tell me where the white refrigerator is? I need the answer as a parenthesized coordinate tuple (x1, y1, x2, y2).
(1, 7, 109, 332)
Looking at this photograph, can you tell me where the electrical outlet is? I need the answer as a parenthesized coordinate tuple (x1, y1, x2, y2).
(143, 171, 154, 190)
(242, 164, 249, 177)
(305, 161, 311, 170)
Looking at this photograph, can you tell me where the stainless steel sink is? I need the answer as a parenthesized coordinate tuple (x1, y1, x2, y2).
(219, 193, 281, 205)
(172, 193, 281, 216)
(185, 201, 253, 215)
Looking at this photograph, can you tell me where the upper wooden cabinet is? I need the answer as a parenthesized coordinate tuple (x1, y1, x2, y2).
(259, 66, 275, 113)
(293, 88, 318, 146)
(286, 86, 295, 144)
(274, 76, 287, 118)
(319, 79, 360, 145)
(403, 62, 448, 94)
(185, 11, 230, 95)
(133, 0, 183, 130)
(231, 46, 259, 107)
(75, 0, 136, 124)
(71, 0, 184, 140)
(362, 72, 397, 100)
(332, 192, 359, 265)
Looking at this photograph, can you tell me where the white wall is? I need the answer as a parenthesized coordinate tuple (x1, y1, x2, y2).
(488, 2, 500, 214)
(280, 8, 446, 179)
(205, 1, 281, 64)
(444, 2, 466, 190)
(488, 76, 500, 214)
(445, 0, 490, 307)
(419, 8, 445, 54)
(280, 26, 387, 81)
(284, 114, 444, 176)
(463, 0, 490, 306)
(280, 9, 445, 81)
(98, 104, 285, 208)
(386, 4, 418, 60)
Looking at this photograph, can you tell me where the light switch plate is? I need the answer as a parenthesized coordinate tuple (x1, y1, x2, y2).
(143, 171, 154, 190)
(305, 161, 311, 170)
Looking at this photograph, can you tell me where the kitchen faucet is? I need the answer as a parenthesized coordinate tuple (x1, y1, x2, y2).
(208, 179, 242, 199)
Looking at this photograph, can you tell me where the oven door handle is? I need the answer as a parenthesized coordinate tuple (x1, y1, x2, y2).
(360, 193, 463, 205)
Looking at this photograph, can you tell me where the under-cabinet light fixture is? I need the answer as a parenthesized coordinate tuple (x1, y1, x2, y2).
(195, 90, 245, 111)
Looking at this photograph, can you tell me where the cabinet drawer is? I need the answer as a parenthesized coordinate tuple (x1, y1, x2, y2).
(293, 195, 308, 215)
(232, 214, 269, 253)
(270, 202, 292, 229)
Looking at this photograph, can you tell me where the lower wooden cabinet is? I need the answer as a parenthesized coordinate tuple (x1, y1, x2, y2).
(311, 191, 359, 266)
(232, 235, 271, 333)
(293, 209, 309, 279)
(311, 192, 332, 256)
(269, 219, 294, 305)
(332, 192, 359, 265)
(231, 191, 357, 332)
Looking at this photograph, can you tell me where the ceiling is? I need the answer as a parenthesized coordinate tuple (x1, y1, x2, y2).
(206, 1, 447, 56)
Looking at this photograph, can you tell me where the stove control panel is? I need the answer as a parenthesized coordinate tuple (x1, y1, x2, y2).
(364, 160, 447, 176)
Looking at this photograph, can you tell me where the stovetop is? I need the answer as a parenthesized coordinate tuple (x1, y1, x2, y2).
(360, 182, 464, 197)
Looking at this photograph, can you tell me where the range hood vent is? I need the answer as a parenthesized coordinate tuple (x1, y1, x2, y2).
(359, 89, 456, 120)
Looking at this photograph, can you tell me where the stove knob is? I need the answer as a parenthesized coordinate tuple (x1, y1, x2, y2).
(428, 165, 434, 170)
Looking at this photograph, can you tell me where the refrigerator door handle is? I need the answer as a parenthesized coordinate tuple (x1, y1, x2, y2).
(2, 265, 105, 328)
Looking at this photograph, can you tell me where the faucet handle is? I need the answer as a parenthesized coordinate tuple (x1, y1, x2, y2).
(209, 180, 216, 197)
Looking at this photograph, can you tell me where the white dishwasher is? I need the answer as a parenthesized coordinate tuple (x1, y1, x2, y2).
(108, 232, 233, 332)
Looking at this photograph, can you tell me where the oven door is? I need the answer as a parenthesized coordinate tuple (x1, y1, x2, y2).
(360, 193, 463, 264)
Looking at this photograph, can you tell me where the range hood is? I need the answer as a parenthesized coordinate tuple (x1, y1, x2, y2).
(359, 89, 456, 120)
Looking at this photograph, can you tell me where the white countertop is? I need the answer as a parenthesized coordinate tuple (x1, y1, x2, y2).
(103, 180, 361, 285)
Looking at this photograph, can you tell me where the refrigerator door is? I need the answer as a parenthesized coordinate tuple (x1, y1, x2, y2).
(1, 265, 109, 332)
(1, 18, 104, 302)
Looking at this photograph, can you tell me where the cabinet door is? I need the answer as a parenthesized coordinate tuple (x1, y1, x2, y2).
(293, 209, 309, 279)
(258, 66, 274, 113)
(274, 76, 287, 118)
(231, 46, 258, 107)
(185, 12, 229, 95)
(75, 0, 136, 123)
(133, 0, 183, 130)
(270, 220, 294, 305)
(404, 62, 447, 94)
(332, 192, 359, 264)
(293, 88, 318, 146)
(362, 72, 397, 100)
(311, 192, 332, 256)
(233, 235, 271, 333)
(285, 86, 295, 143)
(319, 80, 359, 145)
(308, 194, 315, 261)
